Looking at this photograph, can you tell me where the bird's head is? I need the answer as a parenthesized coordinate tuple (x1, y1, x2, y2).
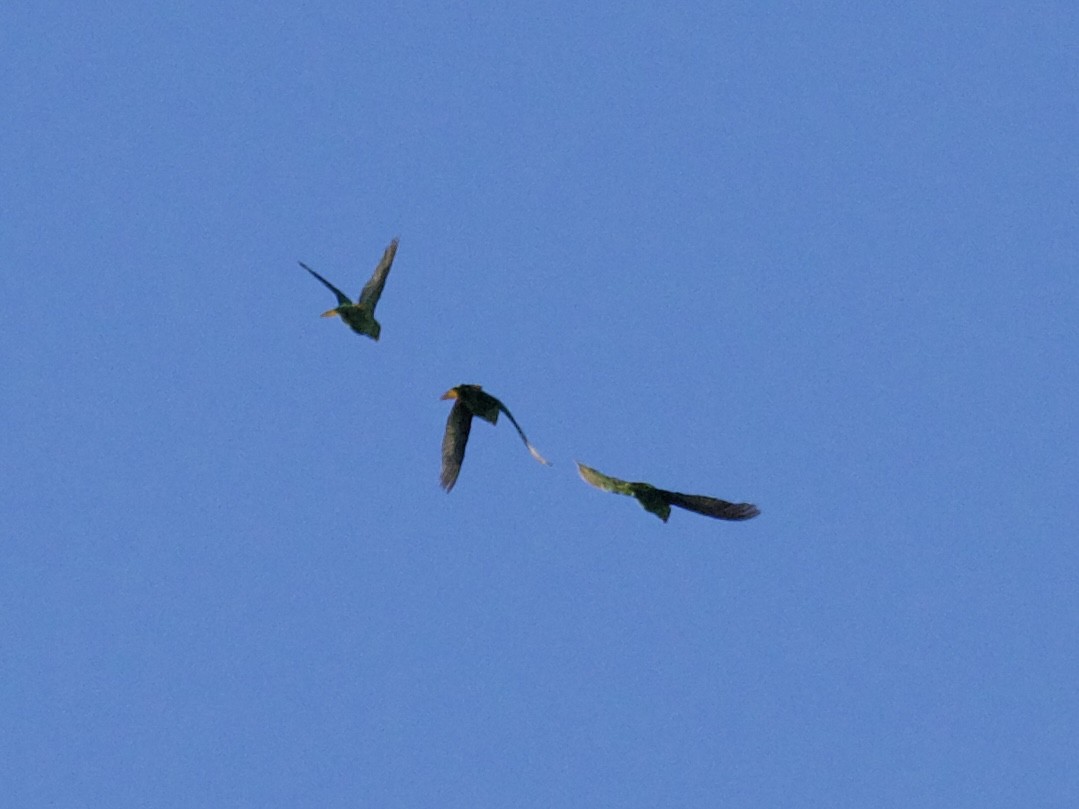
(441, 384, 483, 401)
(320, 307, 342, 319)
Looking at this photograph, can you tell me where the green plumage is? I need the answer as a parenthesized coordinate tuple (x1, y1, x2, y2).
(576, 463, 759, 523)
(299, 237, 399, 340)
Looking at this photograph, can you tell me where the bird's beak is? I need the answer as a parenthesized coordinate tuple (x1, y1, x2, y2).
(440, 389, 459, 400)
(320, 308, 340, 318)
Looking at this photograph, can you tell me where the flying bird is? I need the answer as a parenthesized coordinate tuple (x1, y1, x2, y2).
(440, 384, 550, 491)
(298, 237, 399, 340)
(576, 462, 760, 523)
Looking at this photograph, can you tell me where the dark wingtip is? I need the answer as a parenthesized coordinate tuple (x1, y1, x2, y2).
(736, 504, 761, 520)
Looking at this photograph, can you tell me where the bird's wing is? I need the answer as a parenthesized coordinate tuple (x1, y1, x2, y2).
(440, 400, 473, 491)
(357, 238, 399, 309)
(494, 398, 550, 465)
(663, 491, 760, 521)
(298, 262, 351, 307)
(576, 463, 635, 495)
(576, 463, 670, 520)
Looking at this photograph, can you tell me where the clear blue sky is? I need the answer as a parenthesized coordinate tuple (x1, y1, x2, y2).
(3, 2, 1077, 806)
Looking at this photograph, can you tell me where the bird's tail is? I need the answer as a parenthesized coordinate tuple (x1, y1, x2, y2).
(525, 443, 550, 466)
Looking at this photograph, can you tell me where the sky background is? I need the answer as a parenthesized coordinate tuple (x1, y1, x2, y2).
(3, 1, 1077, 806)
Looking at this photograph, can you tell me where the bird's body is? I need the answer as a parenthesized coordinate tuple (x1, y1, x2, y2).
(299, 237, 399, 340)
(333, 304, 383, 340)
(576, 462, 759, 523)
(440, 384, 549, 491)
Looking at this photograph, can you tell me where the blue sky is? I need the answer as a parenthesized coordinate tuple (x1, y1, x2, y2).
(3, 1, 1077, 806)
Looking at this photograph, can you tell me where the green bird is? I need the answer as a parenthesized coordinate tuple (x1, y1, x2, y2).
(299, 237, 399, 340)
(576, 462, 760, 523)
(440, 384, 550, 491)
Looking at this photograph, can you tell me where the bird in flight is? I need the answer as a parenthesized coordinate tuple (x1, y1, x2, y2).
(576, 462, 759, 523)
(299, 237, 399, 340)
(440, 384, 550, 491)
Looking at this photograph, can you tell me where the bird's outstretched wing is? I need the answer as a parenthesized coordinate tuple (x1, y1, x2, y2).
(576, 463, 635, 496)
(357, 238, 399, 309)
(299, 262, 351, 307)
(577, 462, 674, 518)
(494, 399, 550, 466)
(663, 492, 760, 521)
(440, 400, 473, 492)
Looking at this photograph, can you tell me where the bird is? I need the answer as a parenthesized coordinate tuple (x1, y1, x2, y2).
(576, 462, 760, 523)
(298, 237, 399, 340)
(440, 384, 550, 491)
